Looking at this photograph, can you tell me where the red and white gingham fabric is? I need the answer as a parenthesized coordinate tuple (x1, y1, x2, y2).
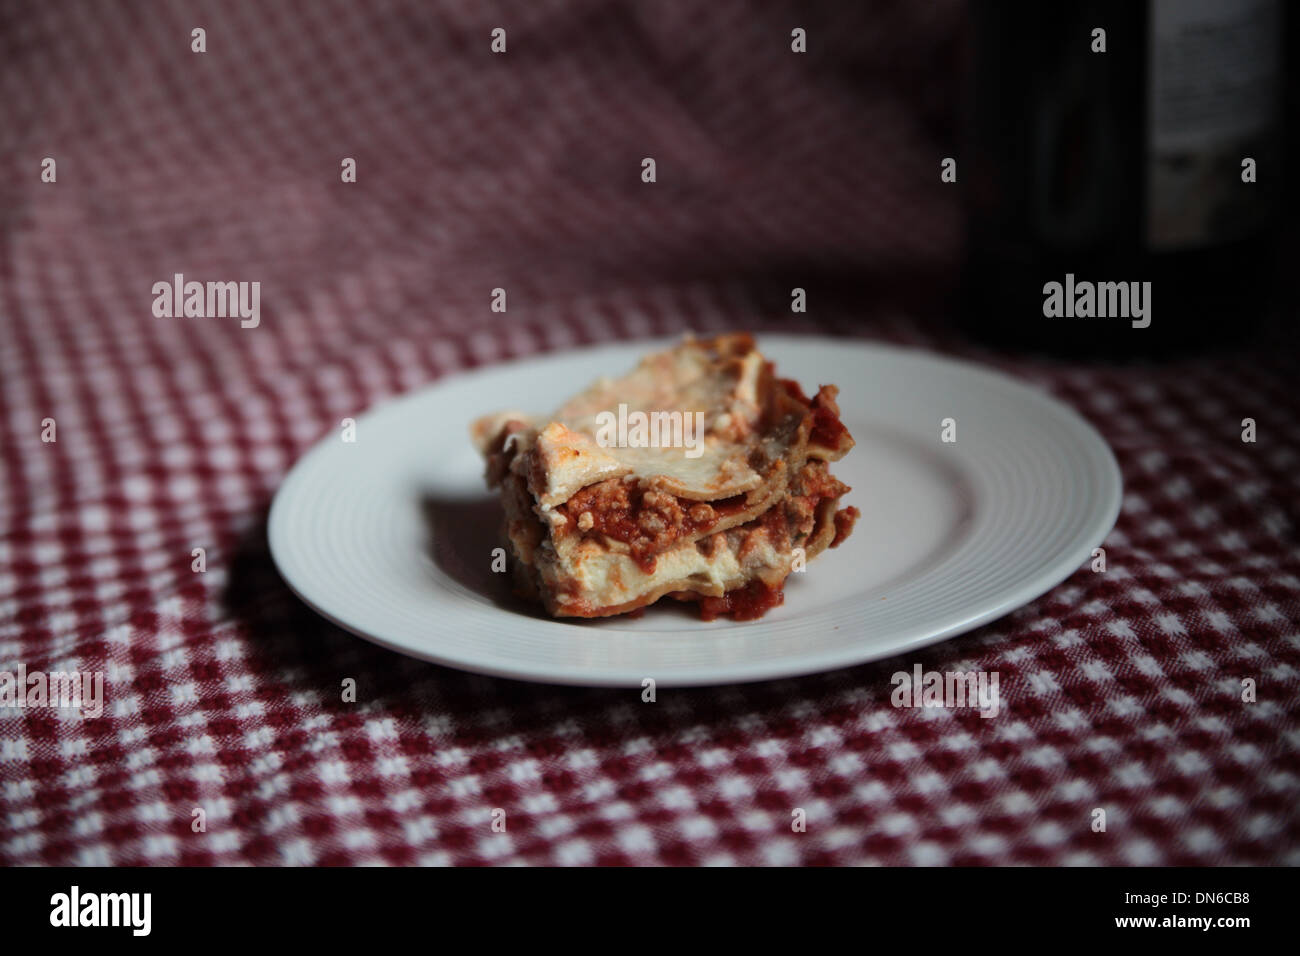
(2, 0, 1298, 866)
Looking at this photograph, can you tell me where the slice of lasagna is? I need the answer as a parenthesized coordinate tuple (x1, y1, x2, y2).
(470, 333, 859, 620)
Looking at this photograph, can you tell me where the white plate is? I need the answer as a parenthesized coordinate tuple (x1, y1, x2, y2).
(268, 336, 1121, 687)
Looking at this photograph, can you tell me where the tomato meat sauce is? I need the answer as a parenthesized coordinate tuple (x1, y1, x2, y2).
(558, 481, 749, 571)
(696, 579, 786, 622)
(778, 377, 849, 450)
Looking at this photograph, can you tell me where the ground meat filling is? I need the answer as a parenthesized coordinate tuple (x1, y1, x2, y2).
(543, 370, 855, 615)
(557, 458, 851, 585)
(779, 377, 850, 451)
(832, 506, 861, 547)
(809, 389, 850, 450)
(554, 383, 852, 573)
(557, 480, 748, 571)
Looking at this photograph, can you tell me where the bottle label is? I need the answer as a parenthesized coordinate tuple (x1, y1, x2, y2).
(1146, 0, 1281, 248)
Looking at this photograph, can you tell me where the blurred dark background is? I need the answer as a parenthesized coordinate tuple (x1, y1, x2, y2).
(1, 1, 1293, 359)
(962, 0, 1297, 356)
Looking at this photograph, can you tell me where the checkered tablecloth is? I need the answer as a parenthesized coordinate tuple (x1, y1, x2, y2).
(2, 0, 1298, 866)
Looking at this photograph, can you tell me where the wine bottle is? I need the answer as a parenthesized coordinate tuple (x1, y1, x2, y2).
(962, 0, 1285, 357)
